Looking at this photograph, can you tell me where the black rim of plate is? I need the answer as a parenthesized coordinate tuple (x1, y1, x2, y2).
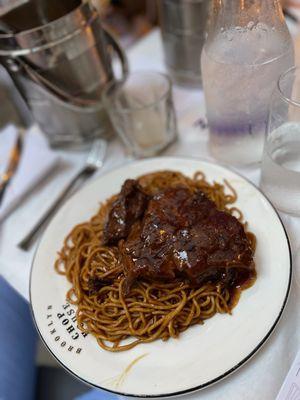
(29, 156, 293, 398)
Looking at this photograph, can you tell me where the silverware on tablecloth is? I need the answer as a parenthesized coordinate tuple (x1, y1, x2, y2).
(18, 138, 107, 251)
(0, 127, 24, 206)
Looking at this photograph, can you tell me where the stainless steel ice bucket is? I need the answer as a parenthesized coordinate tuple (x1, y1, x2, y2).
(0, 0, 128, 147)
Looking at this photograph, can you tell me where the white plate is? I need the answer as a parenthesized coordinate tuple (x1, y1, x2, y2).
(30, 157, 292, 398)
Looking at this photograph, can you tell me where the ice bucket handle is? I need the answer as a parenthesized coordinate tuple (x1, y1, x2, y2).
(103, 27, 129, 81)
(1, 27, 129, 107)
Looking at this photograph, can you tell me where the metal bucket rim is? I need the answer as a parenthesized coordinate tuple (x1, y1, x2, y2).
(0, 10, 99, 56)
(0, 0, 91, 40)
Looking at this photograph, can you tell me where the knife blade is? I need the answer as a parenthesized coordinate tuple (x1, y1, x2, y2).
(0, 128, 24, 206)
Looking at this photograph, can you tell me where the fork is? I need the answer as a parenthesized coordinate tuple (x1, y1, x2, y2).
(18, 139, 107, 251)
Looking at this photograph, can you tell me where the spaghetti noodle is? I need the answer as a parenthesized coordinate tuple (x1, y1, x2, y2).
(55, 171, 256, 352)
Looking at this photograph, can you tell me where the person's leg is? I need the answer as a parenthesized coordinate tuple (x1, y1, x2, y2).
(0, 276, 38, 400)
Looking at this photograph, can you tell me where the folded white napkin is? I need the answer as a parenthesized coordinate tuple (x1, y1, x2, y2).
(0, 125, 59, 222)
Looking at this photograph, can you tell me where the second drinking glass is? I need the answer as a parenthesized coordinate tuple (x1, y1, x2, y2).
(260, 66, 300, 216)
(102, 71, 178, 158)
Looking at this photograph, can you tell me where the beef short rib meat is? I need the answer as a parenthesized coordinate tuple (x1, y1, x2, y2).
(119, 185, 255, 288)
(103, 179, 148, 245)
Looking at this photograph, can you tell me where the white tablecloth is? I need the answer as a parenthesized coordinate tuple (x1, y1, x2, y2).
(2, 29, 300, 400)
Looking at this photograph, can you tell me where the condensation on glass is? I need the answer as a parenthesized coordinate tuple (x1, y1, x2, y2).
(201, 0, 294, 165)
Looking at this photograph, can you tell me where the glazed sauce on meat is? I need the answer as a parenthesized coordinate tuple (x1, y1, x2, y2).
(103, 180, 256, 297)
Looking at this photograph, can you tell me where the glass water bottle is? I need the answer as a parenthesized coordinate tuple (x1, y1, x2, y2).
(201, 0, 294, 165)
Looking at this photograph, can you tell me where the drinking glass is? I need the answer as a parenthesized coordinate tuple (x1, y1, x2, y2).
(102, 71, 178, 157)
(260, 66, 300, 216)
